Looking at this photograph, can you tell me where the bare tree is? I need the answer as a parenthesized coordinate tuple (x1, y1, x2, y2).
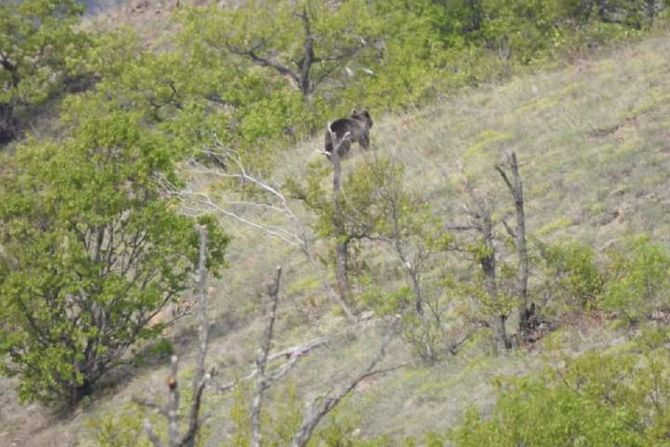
(157, 136, 356, 321)
(495, 151, 531, 336)
(251, 267, 282, 447)
(136, 259, 328, 446)
(131, 208, 404, 447)
(138, 225, 212, 447)
(450, 167, 511, 353)
(329, 127, 351, 310)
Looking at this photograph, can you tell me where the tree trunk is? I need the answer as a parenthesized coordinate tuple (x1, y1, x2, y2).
(496, 152, 529, 336)
(479, 212, 510, 353)
(408, 270, 423, 316)
(331, 134, 349, 307)
(510, 153, 529, 333)
(0, 102, 17, 145)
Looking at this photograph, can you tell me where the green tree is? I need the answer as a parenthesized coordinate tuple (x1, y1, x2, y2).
(177, 0, 445, 150)
(0, 0, 90, 144)
(0, 97, 228, 406)
(181, 0, 383, 99)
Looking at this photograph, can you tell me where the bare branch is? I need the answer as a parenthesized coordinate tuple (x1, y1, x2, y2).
(133, 396, 168, 418)
(144, 420, 165, 447)
(251, 266, 283, 447)
(167, 355, 180, 447)
(444, 224, 479, 232)
(494, 164, 515, 195)
(291, 324, 399, 447)
(181, 372, 211, 447)
(500, 218, 516, 239)
(182, 225, 210, 447)
(213, 337, 329, 394)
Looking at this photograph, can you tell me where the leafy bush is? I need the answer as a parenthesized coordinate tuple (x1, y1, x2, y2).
(0, 102, 228, 406)
(540, 240, 604, 310)
(87, 406, 152, 447)
(601, 236, 670, 324)
(450, 346, 670, 446)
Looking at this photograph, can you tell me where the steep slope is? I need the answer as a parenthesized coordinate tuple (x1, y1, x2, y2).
(2, 31, 670, 447)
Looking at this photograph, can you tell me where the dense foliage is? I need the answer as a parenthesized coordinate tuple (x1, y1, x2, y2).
(450, 331, 670, 446)
(0, 100, 228, 406)
(0, 0, 90, 143)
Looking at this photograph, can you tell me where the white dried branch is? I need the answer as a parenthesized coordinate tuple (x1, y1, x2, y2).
(290, 323, 400, 447)
(144, 420, 165, 447)
(213, 337, 329, 394)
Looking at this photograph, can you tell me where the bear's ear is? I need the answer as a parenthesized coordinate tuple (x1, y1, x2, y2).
(351, 107, 360, 116)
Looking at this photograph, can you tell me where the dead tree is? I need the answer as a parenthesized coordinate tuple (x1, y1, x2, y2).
(290, 323, 401, 447)
(251, 267, 282, 447)
(239, 270, 401, 447)
(138, 225, 212, 447)
(495, 151, 531, 336)
(136, 261, 328, 446)
(136, 257, 402, 446)
(455, 170, 511, 353)
(157, 137, 356, 322)
(329, 128, 352, 310)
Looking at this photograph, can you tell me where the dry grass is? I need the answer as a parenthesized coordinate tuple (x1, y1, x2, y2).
(2, 31, 670, 446)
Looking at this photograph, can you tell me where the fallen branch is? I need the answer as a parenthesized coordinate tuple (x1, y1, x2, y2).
(138, 226, 212, 447)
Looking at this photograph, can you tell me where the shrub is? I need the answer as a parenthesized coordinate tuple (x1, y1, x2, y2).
(450, 348, 670, 446)
(601, 235, 670, 324)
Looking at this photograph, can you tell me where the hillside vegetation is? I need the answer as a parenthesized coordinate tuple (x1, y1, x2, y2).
(2, 0, 670, 446)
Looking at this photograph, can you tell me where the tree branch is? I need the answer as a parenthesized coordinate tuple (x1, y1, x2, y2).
(224, 42, 301, 88)
(144, 420, 166, 447)
(251, 266, 283, 447)
(213, 337, 328, 394)
(156, 136, 356, 322)
(290, 323, 399, 447)
(167, 355, 180, 447)
(139, 226, 211, 447)
(182, 225, 210, 447)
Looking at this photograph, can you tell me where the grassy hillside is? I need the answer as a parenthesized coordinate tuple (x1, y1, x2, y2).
(2, 29, 670, 447)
